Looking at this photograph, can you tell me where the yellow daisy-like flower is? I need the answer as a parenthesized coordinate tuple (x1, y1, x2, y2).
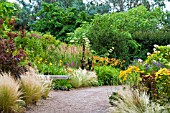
(49, 62, 52, 66)
(134, 67, 140, 72)
(59, 60, 62, 66)
(123, 75, 127, 81)
(119, 71, 126, 78)
(155, 68, 170, 79)
(39, 57, 43, 61)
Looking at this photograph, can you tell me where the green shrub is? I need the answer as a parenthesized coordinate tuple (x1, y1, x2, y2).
(72, 6, 164, 65)
(0, 73, 23, 113)
(52, 79, 72, 91)
(94, 66, 120, 85)
(132, 31, 170, 60)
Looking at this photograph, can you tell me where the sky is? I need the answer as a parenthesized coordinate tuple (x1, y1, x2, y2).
(8, 0, 170, 11)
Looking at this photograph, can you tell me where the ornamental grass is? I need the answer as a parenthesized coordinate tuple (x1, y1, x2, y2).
(111, 88, 168, 113)
(20, 75, 43, 105)
(68, 68, 98, 88)
(0, 73, 22, 113)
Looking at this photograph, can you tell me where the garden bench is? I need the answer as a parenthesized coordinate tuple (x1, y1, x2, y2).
(37, 74, 69, 80)
(44, 75, 69, 80)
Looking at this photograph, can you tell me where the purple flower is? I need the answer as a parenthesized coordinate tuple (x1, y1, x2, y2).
(145, 64, 149, 71)
(152, 61, 162, 67)
(66, 62, 69, 67)
(71, 61, 74, 67)
(137, 58, 143, 63)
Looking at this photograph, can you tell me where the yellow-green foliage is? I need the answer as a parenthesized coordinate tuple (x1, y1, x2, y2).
(0, 73, 22, 113)
(146, 45, 170, 67)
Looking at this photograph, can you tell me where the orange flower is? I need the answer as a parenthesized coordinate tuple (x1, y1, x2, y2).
(93, 56, 98, 60)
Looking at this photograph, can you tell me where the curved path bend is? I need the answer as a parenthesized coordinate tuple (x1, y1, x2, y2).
(27, 86, 118, 113)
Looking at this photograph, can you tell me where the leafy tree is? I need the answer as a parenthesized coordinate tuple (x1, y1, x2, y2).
(84, 1, 111, 15)
(84, 0, 169, 14)
(16, 0, 43, 29)
(0, 1, 17, 35)
(164, 11, 170, 30)
(31, 2, 90, 42)
(71, 6, 164, 65)
(15, 0, 86, 30)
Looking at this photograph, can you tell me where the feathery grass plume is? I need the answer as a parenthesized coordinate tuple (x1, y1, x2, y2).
(37, 75, 52, 99)
(20, 75, 43, 105)
(68, 68, 98, 88)
(111, 88, 167, 113)
(26, 66, 52, 99)
(0, 72, 22, 113)
(25, 66, 39, 76)
(21, 67, 52, 104)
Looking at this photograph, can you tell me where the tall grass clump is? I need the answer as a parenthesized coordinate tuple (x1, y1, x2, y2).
(38, 75, 52, 99)
(110, 88, 168, 113)
(20, 67, 52, 105)
(0, 73, 22, 113)
(21, 75, 43, 105)
(68, 69, 98, 88)
(20, 68, 44, 105)
(54, 43, 86, 68)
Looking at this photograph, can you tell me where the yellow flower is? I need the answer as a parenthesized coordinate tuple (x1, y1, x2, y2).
(155, 68, 170, 79)
(49, 62, 52, 66)
(119, 71, 126, 78)
(38, 61, 41, 64)
(139, 78, 142, 81)
(158, 76, 162, 79)
(134, 67, 140, 72)
(59, 60, 62, 66)
(39, 57, 43, 61)
(123, 75, 127, 81)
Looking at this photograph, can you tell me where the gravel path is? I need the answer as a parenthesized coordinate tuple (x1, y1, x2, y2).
(26, 86, 117, 113)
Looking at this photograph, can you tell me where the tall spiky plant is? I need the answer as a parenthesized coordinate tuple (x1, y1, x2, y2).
(0, 73, 22, 113)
